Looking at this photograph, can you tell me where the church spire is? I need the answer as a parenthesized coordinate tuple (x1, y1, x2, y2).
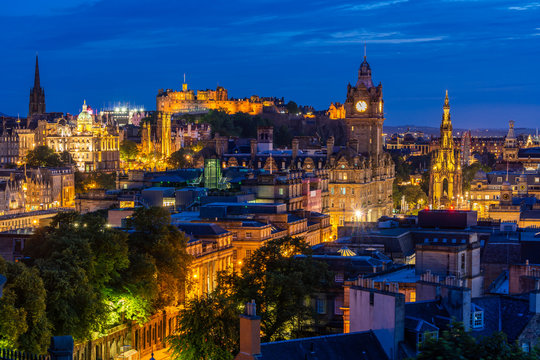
(29, 54, 46, 118)
(34, 54, 40, 89)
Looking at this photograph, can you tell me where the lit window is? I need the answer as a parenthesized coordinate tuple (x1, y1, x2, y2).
(522, 343, 530, 353)
(246, 232, 252, 239)
(279, 188, 284, 195)
(340, 187, 346, 195)
(485, 195, 490, 200)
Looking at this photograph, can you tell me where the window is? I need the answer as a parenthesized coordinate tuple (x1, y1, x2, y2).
(461, 253, 466, 272)
(278, 188, 284, 195)
(246, 232, 252, 239)
(330, 187, 334, 195)
(470, 304, 484, 329)
(535, 177, 540, 184)
(316, 298, 327, 314)
(497, 177, 502, 182)
(485, 195, 490, 200)
(339, 216, 344, 226)
(369, 292, 375, 306)
(522, 342, 530, 353)
(340, 187, 346, 195)
(246, 250, 252, 259)
(334, 273, 344, 283)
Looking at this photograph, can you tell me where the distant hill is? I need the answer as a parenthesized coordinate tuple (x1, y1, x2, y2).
(383, 125, 537, 137)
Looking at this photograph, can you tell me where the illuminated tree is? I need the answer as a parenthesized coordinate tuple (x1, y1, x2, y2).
(0, 258, 51, 353)
(120, 140, 138, 162)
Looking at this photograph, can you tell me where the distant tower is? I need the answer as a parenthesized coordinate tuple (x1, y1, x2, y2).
(343, 55, 384, 156)
(29, 54, 46, 118)
(256, 126, 273, 153)
(503, 120, 518, 162)
(157, 112, 171, 158)
(429, 91, 462, 208)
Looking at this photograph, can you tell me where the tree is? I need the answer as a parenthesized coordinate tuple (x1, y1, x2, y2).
(168, 148, 195, 169)
(59, 150, 73, 165)
(25, 146, 63, 167)
(417, 322, 538, 360)
(286, 101, 299, 115)
(23, 212, 132, 339)
(120, 140, 139, 162)
(75, 171, 116, 193)
(0, 258, 51, 353)
(167, 293, 239, 360)
(126, 207, 192, 308)
(274, 125, 293, 148)
(222, 236, 331, 342)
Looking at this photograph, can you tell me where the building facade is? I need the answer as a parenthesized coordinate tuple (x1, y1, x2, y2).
(41, 101, 120, 171)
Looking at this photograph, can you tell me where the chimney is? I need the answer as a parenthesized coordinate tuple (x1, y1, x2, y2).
(327, 137, 334, 160)
(250, 139, 257, 161)
(530, 281, 540, 314)
(292, 137, 299, 161)
(235, 300, 261, 360)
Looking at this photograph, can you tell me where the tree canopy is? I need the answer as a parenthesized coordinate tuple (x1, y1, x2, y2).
(201, 110, 272, 138)
(25, 146, 66, 167)
(416, 322, 538, 360)
(168, 148, 195, 169)
(0, 257, 51, 353)
(120, 140, 139, 162)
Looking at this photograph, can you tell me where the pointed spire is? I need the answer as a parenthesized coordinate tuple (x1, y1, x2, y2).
(444, 90, 450, 109)
(34, 53, 40, 88)
(364, 42, 367, 60)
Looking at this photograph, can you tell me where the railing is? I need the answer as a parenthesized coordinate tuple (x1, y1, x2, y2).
(0, 349, 49, 360)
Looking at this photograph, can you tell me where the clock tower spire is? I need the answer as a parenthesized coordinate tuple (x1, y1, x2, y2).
(343, 55, 384, 156)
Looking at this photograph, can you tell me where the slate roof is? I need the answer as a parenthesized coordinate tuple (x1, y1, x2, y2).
(472, 295, 534, 342)
(481, 241, 521, 264)
(405, 300, 451, 331)
(175, 222, 229, 237)
(257, 330, 388, 360)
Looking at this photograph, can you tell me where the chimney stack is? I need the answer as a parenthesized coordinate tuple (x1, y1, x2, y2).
(292, 137, 299, 161)
(235, 300, 261, 360)
(327, 137, 334, 160)
(250, 139, 257, 161)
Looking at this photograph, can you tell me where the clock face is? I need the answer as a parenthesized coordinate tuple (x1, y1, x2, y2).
(355, 100, 367, 112)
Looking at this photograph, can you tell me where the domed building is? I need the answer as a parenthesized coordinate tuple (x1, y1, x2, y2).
(40, 100, 120, 172)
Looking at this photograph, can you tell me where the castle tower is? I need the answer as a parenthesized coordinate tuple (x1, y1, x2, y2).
(343, 55, 384, 157)
(157, 112, 171, 158)
(29, 54, 46, 118)
(429, 91, 462, 208)
(503, 120, 519, 162)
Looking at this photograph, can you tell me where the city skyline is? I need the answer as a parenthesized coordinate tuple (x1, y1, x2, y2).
(1, 0, 540, 128)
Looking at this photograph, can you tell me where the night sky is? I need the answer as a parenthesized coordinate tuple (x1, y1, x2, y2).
(1, 0, 539, 128)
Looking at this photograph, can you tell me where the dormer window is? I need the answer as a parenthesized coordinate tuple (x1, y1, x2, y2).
(470, 304, 484, 329)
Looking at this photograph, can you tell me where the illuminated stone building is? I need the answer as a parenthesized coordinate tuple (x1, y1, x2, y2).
(327, 102, 345, 119)
(0, 167, 74, 216)
(156, 80, 271, 115)
(41, 101, 120, 171)
(429, 92, 462, 208)
(0, 128, 35, 165)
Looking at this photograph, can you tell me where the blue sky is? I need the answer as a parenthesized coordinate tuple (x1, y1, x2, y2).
(1, 0, 539, 128)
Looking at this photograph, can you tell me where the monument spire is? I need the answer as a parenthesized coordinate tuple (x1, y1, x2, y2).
(29, 53, 46, 118)
(34, 54, 40, 89)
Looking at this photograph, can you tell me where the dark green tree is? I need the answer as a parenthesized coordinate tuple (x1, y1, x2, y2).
(25, 146, 63, 167)
(126, 207, 192, 308)
(222, 236, 331, 342)
(120, 140, 139, 162)
(0, 258, 51, 353)
(167, 293, 239, 360)
(417, 322, 538, 360)
(274, 125, 293, 147)
(168, 148, 195, 169)
(286, 101, 299, 115)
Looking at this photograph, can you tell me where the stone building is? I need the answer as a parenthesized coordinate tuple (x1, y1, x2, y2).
(156, 80, 272, 116)
(41, 101, 120, 171)
(0, 128, 35, 165)
(429, 92, 462, 208)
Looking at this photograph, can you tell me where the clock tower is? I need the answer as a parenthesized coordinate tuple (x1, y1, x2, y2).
(343, 56, 384, 156)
